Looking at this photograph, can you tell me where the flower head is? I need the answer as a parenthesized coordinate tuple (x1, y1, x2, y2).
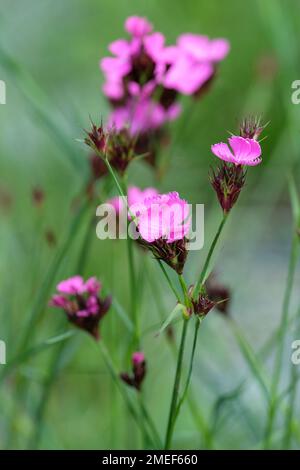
(120, 351, 146, 391)
(134, 191, 190, 274)
(210, 131, 264, 213)
(85, 122, 136, 175)
(206, 273, 231, 315)
(50, 276, 111, 340)
(191, 293, 215, 317)
(211, 136, 262, 166)
(135, 191, 190, 243)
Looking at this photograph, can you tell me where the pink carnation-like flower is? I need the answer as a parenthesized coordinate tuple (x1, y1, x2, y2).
(211, 136, 262, 166)
(50, 276, 111, 340)
(136, 191, 190, 243)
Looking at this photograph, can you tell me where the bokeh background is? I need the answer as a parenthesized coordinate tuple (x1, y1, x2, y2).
(1, 0, 300, 450)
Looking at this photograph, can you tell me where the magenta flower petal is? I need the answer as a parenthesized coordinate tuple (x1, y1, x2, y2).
(125, 16, 153, 37)
(49, 295, 68, 309)
(144, 32, 165, 61)
(85, 277, 101, 295)
(209, 39, 230, 61)
(164, 55, 213, 94)
(108, 39, 131, 56)
(57, 275, 85, 295)
(211, 142, 235, 163)
(76, 310, 90, 318)
(132, 352, 145, 366)
(212, 136, 262, 166)
(100, 57, 131, 78)
(177, 34, 229, 62)
(86, 295, 100, 315)
(136, 191, 190, 242)
(102, 80, 124, 100)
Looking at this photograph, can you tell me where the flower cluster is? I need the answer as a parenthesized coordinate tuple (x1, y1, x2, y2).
(50, 276, 111, 340)
(120, 352, 146, 391)
(100, 16, 229, 167)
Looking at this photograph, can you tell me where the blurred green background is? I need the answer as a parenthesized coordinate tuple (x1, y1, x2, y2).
(1, 0, 300, 450)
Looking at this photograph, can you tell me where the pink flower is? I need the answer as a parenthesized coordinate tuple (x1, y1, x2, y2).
(57, 275, 85, 295)
(50, 275, 111, 340)
(136, 191, 190, 243)
(162, 33, 230, 95)
(125, 16, 153, 37)
(132, 351, 145, 366)
(211, 136, 262, 166)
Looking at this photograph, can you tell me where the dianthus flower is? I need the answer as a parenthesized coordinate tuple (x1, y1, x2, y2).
(50, 276, 111, 340)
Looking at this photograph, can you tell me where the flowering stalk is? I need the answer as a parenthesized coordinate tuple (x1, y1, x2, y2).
(170, 123, 266, 447)
(164, 317, 189, 449)
(163, 215, 227, 449)
(122, 178, 139, 347)
(98, 340, 161, 448)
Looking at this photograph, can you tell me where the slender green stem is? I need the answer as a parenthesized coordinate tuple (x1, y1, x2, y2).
(165, 213, 228, 448)
(146, 261, 213, 447)
(98, 341, 160, 448)
(122, 177, 139, 347)
(139, 395, 163, 449)
(282, 364, 299, 448)
(158, 260, 181, 303)
(264, 231, 299, 448)
(193, 213, 228, 298)
(178, 274, 191, 308)
(174, 317, 201, 421)
(164, 318, 189, 449)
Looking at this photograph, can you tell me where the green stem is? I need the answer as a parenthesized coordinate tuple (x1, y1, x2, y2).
(174, 317, 201, 422)
(164, 318, 189, 449)
(158, 260, 181, 303)
(178, 274, 191, 308)
(193, 213, 228, 298)
(167, 214, 228, 448)
(264, 231, 299, 448)
(98, 341, 159, 448)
